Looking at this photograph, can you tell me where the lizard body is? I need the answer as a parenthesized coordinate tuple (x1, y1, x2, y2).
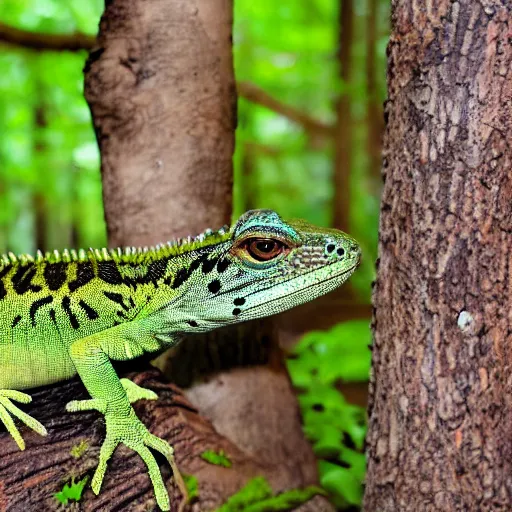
(0, 209, 360, 510)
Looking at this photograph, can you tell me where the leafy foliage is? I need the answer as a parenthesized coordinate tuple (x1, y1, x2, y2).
(215, 476, 324, 512)
(287, 321, 370, 508)
(289, 320, 371, 385)
(201, 449, 233, 468)
(0, 0, 105, 254)
(183, 474, 200, 503)
(54, 476, 88, 506)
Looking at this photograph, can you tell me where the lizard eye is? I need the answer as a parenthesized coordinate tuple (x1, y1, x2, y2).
(247, 238, 283, 261)
(231, 236, 292, 266)
(237, 237, 289, 263)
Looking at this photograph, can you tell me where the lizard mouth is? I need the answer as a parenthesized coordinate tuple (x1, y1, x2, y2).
(217, 253, 358, 300)
(235, 261, 358, 320)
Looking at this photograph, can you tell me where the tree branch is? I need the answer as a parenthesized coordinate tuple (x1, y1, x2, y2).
(0, 21, 95, 52)
(0, 23, 335, 140)
(238, 81, 335, 139)
(0, 366, 332, 511)
(244, 141, 281, 157)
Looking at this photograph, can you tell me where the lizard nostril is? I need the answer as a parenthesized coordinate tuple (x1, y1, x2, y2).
(349, 245, 360, 258)
(326, 244, 335, 253)
(336, 248, 345, 257)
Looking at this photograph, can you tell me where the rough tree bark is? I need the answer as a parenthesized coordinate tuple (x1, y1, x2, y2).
(365, 1, 512, 511)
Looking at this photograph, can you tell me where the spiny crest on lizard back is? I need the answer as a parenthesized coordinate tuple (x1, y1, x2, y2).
(0, 224, 231, 270)
(0, 210, 361, 333)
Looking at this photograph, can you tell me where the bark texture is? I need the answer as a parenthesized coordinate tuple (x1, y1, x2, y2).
(85, 0, 235, 246)
(0, 367, 328, 511)
(365, 1, 512, 511)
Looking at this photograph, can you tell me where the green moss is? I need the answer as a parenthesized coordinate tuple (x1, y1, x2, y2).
(200, 449, 232, 468)
(54, 476, 88, 506)
(243, 486, 324, 512)
(215, 476, 324, 511)
(69, 440, 88, 459)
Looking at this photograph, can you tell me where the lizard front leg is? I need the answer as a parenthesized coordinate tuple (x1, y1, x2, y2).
(66, 325, 186, 511)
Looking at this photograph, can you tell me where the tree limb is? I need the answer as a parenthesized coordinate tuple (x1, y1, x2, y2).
(0, 22, 335, 140)
(0, 21, 95, 52)
(238, 81, 335, 139)
(0, 366, 333, 511)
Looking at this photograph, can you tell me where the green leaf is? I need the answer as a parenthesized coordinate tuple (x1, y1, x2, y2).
(287, 320, 370, 507)
(319, 461, 364, 507)
(243, 486, 324, 511)
(182, 474, 199, 503)
(215, 477, 272, 511)
(215, 477, 323, 512)
(200, 449, 232, 468)
(54, 476, 88, 506)
(291, 320, 371, 384)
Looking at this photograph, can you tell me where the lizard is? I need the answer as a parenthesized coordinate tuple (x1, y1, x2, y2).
(0, 208, 360, 511)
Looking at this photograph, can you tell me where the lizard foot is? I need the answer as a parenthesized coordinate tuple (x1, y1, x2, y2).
(66, 401, 187, 511)
(0, 390, 47, 450)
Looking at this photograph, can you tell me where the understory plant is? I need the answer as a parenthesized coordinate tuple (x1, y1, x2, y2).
(287, 320, 371, 509)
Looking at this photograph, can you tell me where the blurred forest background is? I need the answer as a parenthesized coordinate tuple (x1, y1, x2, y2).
(0, 0, 389, 509)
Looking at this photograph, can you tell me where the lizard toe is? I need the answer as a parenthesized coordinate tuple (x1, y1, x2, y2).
(120, 378, 158, 403)
(66, 398, 107, 414)
(0, 392, 47, 449)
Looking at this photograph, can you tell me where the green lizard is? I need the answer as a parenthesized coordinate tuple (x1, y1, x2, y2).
(0, 209, 360, 510)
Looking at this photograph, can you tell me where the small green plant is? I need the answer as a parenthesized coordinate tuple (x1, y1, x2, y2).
(69, 439, 88, 459)
(182, 474, 199, 503)
(287, 320, 371, 509)
(215, 476, 323, 512)
(54, 476, 89, 506)
(201, 449, 232, 468)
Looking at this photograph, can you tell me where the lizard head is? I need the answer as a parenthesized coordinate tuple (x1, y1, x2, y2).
(170, 209, 360, 332)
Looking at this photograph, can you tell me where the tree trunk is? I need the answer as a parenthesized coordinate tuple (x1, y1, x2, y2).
(86, 0, 235, 246)
(34, 104, 48, 252)
(333, 0, 353, 232)
(365, 0, 384, 193)
(365, 1, 512, 510)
